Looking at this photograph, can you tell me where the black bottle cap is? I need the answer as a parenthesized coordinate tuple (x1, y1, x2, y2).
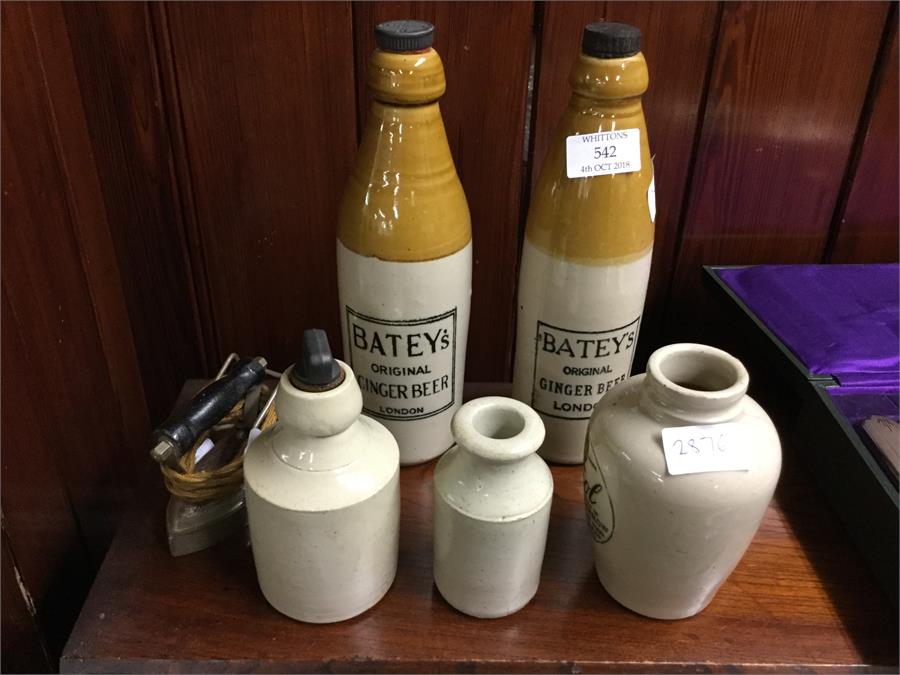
(375, 20, 434, 52)
(582, 22, 641, 59)
(289, 329, 345, 392)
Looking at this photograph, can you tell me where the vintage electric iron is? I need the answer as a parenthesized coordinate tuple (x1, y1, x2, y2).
(150, 354, 278, 556)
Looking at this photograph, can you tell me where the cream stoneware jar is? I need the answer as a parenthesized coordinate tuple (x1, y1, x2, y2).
(584, 343, 781, 620)
(244, 332, 400, 623)
(433, 396, 553, 618)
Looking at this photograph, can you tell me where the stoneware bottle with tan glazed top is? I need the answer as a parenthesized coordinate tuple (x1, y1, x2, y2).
(338, 20, 472, 466)
(244, 329, 400, 623)
(512, 22, 654, 464)
(583, 343, 781, 619)
(433, 396, 553, 618)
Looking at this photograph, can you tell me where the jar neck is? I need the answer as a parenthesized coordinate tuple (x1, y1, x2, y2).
(275, 364, 360, 433)
(638, 344, 749, 425)
(367, 47, 446, 105)
(267, 363, 364, 470)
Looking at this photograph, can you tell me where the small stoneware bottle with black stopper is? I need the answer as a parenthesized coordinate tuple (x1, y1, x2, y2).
(512, 22, 654, 464)
(338, 20, 472, 466)
(244, 329, 400, 623)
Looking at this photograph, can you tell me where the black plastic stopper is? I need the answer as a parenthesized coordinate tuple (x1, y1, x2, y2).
(375, 20, 434, 52)
(289, 329, 344, 392)
(581, 22, 641, 59)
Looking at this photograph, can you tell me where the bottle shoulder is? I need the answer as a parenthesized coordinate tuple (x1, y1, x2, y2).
(434, 445, 553, 522)
(586, 377, 782, 504)
(526, 105, 654, 264)
(338, 102, 471, 262)
(244, 416, 400, 512)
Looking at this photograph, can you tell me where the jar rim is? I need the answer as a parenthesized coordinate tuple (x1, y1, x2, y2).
(451, 396, 546, 463)
(645, 344, 749, 412)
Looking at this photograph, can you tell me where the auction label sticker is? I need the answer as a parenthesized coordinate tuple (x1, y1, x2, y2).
(345, 306, 457, 421)
(566, 128, 641, 178)
(531, 318, 640, 420)
(661, 422, 750, 476)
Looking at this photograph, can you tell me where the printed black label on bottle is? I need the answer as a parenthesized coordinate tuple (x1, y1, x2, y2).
(531, 317, 640, 420)
(584, 443, 615, 543)
(345, 306, 457, 421)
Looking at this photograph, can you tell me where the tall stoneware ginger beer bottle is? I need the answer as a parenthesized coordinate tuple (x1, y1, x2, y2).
(338, 20, 472, 465)
(513, 22, 655, 464)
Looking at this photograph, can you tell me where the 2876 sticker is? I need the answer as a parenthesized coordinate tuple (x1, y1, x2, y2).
(661, 422, 749, 476)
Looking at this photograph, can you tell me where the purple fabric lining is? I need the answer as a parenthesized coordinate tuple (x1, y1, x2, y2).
(826, 388, 900, 426)
(717, 264, 899, 388)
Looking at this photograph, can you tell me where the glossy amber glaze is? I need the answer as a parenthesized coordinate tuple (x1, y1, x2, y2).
(338, 48, 471, 262)
(526, 52, 653, 265)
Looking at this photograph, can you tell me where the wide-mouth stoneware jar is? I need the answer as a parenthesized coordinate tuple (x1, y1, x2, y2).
(584, 343, 781, 619)
(433, 396, 553, 618)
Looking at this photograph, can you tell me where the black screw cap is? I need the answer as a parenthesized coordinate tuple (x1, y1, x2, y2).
(582, 22, 641, 59)
(375, 20, 434, 52)
(289, 329, 344, 392)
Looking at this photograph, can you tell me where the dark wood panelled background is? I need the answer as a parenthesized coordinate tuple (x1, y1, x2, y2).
(2, 2, 896, 671)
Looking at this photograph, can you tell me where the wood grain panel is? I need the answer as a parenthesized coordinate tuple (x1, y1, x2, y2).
(163, 2, 357, 372)
(830, 17, 898, 263)
(60, 2, 208, 423)
(531, 2, 720, 368)
(668, 2, 889, 340)
(1, 528, 52, 673)
(353, 2, 534, 381)
(1, 288, 94, 659)
(1, 1, 151, 655)
(1, 0, 149, 558)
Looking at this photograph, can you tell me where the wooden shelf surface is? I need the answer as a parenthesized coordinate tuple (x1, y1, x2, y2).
(61, 426, 897, 673)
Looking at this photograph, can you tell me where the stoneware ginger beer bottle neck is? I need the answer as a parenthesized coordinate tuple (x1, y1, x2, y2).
(364, 43, 450, 176)
(338, 20, 471, 262)
(639, 343, 750, 425)
(566, 22, 648, 139)
(568, 22, 648, 106)
(367, 20, 446, 105)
